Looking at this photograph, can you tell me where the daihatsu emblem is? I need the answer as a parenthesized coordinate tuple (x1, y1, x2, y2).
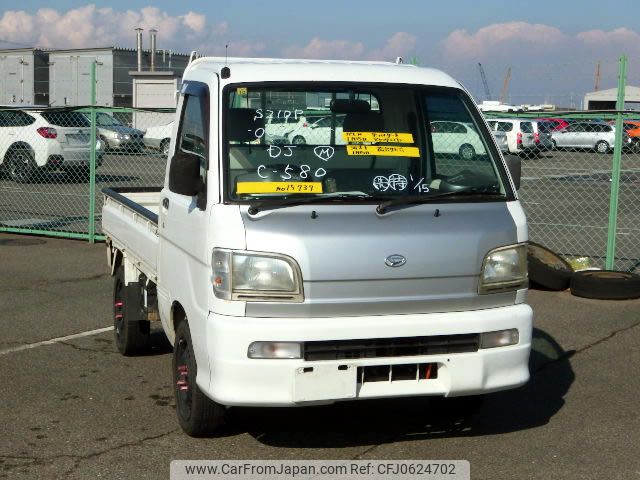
(385, 254, 406, 267)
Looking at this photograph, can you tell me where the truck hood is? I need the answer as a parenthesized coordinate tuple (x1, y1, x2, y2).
(241, 202, 520, 317)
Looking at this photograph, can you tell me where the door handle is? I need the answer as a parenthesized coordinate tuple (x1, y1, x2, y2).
(162, 198, 169, 209)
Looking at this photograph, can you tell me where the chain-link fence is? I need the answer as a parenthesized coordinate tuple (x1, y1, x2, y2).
(1, 58, 638, 272)
(483, 111, 640, 272)
(0, 106, 173, 240)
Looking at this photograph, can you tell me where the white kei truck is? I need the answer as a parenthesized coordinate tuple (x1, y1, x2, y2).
(102, 57, 532, 437)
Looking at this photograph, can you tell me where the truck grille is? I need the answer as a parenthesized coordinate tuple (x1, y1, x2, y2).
(303, 334, 480, 361)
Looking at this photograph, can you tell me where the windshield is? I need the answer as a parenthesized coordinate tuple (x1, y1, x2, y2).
(224, 84, 508, 202)
(95, 112, 123, 127)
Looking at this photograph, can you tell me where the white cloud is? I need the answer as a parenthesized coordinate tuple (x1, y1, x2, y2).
(441, 22, 567, 60)
(367, 32, 417, 60)
(282, 32, 416, 60)
(0, 5, 219, 51)
(283, 37, 366, 59)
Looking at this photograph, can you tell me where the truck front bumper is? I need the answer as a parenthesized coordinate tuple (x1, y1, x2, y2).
(204, 304, 532, 407)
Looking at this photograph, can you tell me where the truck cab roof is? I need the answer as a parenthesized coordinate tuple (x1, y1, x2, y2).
(184, 57, 462, 89)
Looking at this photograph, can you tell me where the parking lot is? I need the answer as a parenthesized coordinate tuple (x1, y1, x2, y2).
(1, 232, 639, 479)
(1, 147, 639, 270)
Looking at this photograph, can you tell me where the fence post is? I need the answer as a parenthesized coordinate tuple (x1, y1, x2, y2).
(605, 55, 627, 270)
(88, 61, 97, 243)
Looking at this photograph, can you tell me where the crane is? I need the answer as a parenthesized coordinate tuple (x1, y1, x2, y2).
(477, 63, 491, 100)
(499, 67, 512, 104)
(594, 62, 601, 91)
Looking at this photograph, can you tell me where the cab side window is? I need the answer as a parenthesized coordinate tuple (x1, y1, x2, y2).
(169, 92, 208, 196)
(178, 95, 206, 158)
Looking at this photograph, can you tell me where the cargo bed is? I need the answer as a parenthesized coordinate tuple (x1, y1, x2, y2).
(102, 187, 161, 282)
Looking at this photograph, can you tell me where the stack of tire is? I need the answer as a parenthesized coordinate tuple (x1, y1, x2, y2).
(527, 242, 640, 300)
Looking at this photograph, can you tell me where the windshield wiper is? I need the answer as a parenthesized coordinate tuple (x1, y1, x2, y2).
(376, 188, 505, 215)
(247, 192, 384, 215)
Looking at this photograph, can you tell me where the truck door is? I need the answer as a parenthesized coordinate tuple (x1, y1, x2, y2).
(157, 80, 213, 345)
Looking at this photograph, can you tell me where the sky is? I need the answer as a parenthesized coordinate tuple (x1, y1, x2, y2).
(1, 0, 639, 106)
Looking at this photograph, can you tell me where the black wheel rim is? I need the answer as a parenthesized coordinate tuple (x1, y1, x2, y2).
(175, 336, 193, 420)
(114, 277, 125, 343)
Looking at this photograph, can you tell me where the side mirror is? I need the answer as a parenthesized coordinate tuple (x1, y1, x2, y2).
(504, 154, 521, 190)
(168, 150, 205, 198)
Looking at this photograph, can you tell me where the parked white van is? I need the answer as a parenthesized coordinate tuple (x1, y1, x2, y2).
(487, 118, 536, 154)
(102, 57, 532, 436)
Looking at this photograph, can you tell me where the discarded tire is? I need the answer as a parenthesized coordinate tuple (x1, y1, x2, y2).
(570, 270, 640, 300)
(527, 242, 573, 291)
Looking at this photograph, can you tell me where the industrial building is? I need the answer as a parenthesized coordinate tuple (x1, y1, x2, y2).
(0, 29, 190, 109)
(48, 45, 189, 108)
(0, 48, 50, 105)
(584, 86, 640, 110)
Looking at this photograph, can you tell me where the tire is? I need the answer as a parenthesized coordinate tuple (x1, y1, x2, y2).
(292, 135, 306, 145)
(459, 144, 475, 160)
(595, 140, 609, 154)
(160, 139, 170, 156)
(527, 242, 573, 291)
(7, 147, 36, 183)
(113, 265, 150, 355)
(173, 320, 226, 436)
(65, 166, 90, 182)
(570, 270, 640, 300)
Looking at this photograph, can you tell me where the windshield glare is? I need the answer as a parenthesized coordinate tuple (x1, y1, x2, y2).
(95, 113, 123, 127)
(225, 85, 507, 202)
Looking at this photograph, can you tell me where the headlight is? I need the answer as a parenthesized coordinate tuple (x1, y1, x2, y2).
(114, 132, 123, 140)
(212, 249, 303, 302)
(478, 243, 527, 294)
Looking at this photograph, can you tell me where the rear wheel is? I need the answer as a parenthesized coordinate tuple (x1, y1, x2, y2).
(173, 320, 226, 436)
(65, 166, 90, 182)
(113, 265, 150, 355)
(7, 147, 36, 183)
(595, 140, 609, 154)
(292, 135, 306, 145)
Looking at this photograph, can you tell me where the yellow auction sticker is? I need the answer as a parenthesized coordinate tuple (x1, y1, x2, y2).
(346, 145, 420, 157)
(342, 132, 414, 143)
(236, 182, 323, 194)
(236, 87, 248, 95)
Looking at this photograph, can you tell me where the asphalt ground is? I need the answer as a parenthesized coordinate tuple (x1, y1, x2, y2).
(1, 148, 639, 270)
(1, 232, 640, 479)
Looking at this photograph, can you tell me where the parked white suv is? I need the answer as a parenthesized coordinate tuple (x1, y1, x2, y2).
(487, 119, 536, 154)
(286, 115, 346, 145)
(431, 121, 487, 160)
(0, 109, 103, 182)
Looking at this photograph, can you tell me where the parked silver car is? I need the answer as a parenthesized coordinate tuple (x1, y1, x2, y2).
(84, 112, 145, 152)
(551, 122, 630, 154)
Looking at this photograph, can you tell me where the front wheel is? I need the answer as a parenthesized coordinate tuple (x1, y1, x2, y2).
(292, 135, 306, 145)
(173, 320, 226, 436)
(595, 140, 609, 154)
(459, 143, 475, 160)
